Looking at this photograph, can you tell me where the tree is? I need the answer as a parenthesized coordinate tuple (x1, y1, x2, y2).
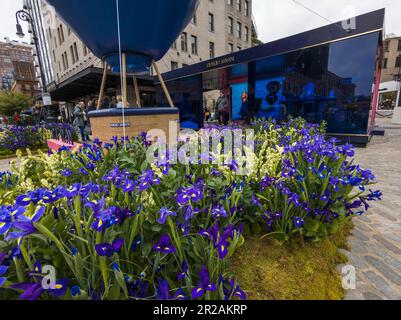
(0, 91, 33, 116)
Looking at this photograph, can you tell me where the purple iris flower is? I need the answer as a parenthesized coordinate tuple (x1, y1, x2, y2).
(130, 236, 143, 252)
(15, 194, 34, 207)
(60, 168, 74, 177)
(156, 279, 171, 300)
(288, 193, 301, 208)
(329, 176, 340, 192)
(0, 252, 6, 264)
(177, 260, 189, 282)
(199, 223, 240, 259)
(366, 189, 382, 202)
(85, 197, 105, 214)
(91, 206, 120, 232)
(191, 266, 216, 299)
(157, 207, 177, 225)
(174, 288, 189, 300)
(79, 168, 89, 175)
(210, 205, 228, 219)
(339, 144, 355, 157)
(181, 205, 199, 222)
(31, 206, 46, 222)
(95, 238, 124, 257)
(222, 276, 246, 300)
(71, 286, 81, 297)
(122, 179, 137, 193)
(152, 234, 176, 254)
(6, 221, 37, 245)
(49, 279, 70, 298)
(252, 194, 262, 207)
(11, 282, 44, 300)
(0, 265, 8, 288)
(260, 176, 274, 191)
(293, 216, 305, 229)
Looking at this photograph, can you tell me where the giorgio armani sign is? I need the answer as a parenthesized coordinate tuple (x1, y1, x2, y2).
(206, 56, 235, 69)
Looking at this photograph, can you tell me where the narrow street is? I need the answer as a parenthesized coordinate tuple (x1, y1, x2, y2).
(344, 118, 401, 300)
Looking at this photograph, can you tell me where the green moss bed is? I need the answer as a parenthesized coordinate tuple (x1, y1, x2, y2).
(230, 224, 352, 300)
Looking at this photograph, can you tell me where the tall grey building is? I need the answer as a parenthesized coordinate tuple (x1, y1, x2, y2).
(22, 0, 55, 90)
(382, 34, 401, 83)
(158, 0, 253, 73)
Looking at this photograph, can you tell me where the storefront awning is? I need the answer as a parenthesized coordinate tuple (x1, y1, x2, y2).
(48, 67, 154, 102)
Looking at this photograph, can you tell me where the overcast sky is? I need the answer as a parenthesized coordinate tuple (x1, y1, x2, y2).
(0, 0, 400, 43)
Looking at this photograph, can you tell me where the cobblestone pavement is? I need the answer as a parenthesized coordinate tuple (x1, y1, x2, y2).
(343, 119, 401, 300)
(0, 157, 16, 172)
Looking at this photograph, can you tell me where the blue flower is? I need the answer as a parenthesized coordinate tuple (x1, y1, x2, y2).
(174, 288, 188, 300)
(211, 205, 228, 219)
(177, 260, 189, 282)
(191, 266, 216, 299)
(0, 265, 8, 288)
(293, 216, 305, 229)
(122, 179, 136, 193)
(61, 168, 74, 177)
(152, 234, 176, 254)
(95, 238, 124, 257)
(157, 207, 177, 225)
(71, 285, 81, 297)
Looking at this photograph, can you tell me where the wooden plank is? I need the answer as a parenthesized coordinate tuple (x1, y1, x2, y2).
(122, 53, 127, 108)
(152, 61, 174, 108)
(97, 61, 108, 109)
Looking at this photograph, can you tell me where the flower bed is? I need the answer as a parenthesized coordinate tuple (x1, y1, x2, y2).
(0, 119, 381, 300)
(0, 124, 76, 157)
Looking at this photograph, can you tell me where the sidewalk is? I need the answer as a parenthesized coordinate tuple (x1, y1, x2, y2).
(343, 123, 401, 300)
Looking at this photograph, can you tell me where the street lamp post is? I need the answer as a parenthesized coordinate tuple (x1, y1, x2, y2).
(15, 9, 47, 93)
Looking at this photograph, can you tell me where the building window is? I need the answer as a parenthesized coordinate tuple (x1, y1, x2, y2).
(171, 61, 178, 70)
(62, 52, 69, 70)
(70, 45, 75, 64)
(228, 43, 234, 52)
(244, 26, 249, 42)
(181, 33, 188, 52)
(237, 46, 242, 51)
(58, 24, 65, 45)
(83, 45, 88, 56)
(236, 22, 242, 39)
(398, 40, 401, 51)
(73, 42, 79, 62)
(235, 0, 241, 11)
(228, 17, 233, 34)
(208, 13, 214, 32)
(191, 35, 198, 55)
(244, 0, 249, 16)
(384, 41, 390, 52)
(209, 42, 215, 59)
(396, 56, 401, 68)
(383, 58, 387, 69)
(227, 0, 233, 6)
(171, 41, 177, 49)
(192, 12, 197, 25)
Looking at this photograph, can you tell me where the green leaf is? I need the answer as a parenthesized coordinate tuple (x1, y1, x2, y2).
(107, 285, 122, 300)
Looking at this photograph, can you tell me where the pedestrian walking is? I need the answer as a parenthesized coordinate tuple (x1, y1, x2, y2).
(216, 90, 229, 125)
(73, 100, 87, 142)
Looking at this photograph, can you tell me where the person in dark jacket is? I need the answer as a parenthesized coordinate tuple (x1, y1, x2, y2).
(73, 101, 86, 142)
(216, 90, 229, 125)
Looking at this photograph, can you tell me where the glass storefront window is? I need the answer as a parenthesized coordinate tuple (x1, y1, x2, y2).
(253, 32, 380, 135)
